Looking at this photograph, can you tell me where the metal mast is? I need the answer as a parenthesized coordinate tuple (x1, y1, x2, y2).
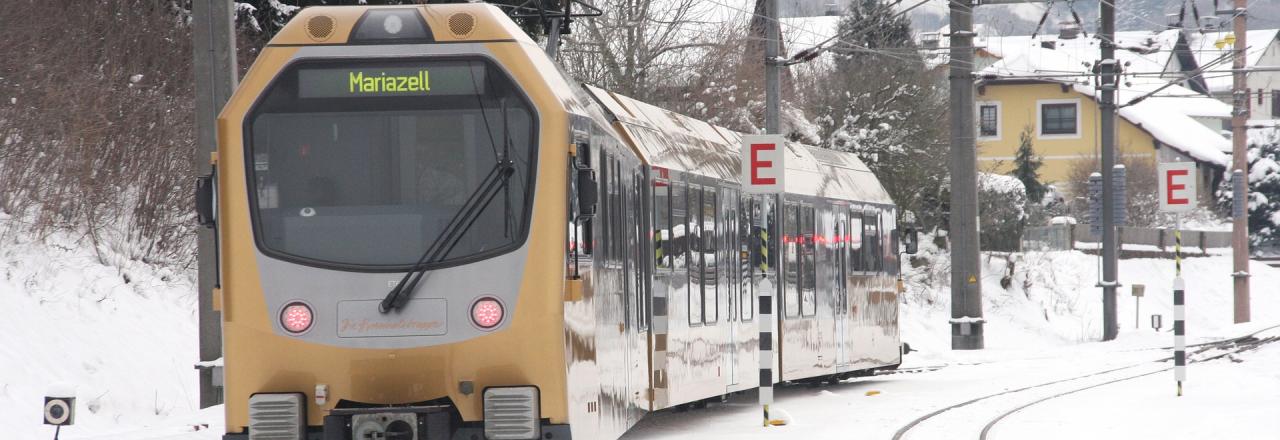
(949, 0, 984, 349)
(191, 0, 237, 408)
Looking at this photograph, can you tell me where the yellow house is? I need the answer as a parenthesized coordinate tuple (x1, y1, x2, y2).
(973, 79, 1231, 194)
(970, 42, 1234, 197)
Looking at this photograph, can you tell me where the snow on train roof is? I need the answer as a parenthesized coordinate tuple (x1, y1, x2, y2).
(584, 85, 892, 205)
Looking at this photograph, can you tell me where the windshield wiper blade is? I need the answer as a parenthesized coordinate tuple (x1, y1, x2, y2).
(379, 158, 516, 313)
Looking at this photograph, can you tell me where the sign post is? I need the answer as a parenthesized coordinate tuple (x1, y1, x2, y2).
(1132, 284, 1144, 329)
(742, 134, 785, 426)
(1158, 161, 1196, 396)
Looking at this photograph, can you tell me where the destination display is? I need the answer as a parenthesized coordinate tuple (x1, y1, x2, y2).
(297, 63, 485, 98)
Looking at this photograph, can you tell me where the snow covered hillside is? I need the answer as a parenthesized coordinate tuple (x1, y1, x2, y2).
(2, 222, 1276, 439)
(0, 220, 205, 440)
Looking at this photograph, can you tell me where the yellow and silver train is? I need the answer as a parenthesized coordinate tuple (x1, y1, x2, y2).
(198, 4, 915, 439)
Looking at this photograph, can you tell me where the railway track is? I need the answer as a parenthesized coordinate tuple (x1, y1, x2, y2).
(889, 324, 1280, 440)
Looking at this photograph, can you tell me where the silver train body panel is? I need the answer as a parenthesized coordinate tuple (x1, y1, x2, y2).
(562, 82, 903, 439)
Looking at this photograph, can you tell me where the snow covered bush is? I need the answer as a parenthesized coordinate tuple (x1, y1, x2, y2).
(978, 173, 1028, 252)
(0, 0, 196, 265)
(1217, 127, 1280, 249)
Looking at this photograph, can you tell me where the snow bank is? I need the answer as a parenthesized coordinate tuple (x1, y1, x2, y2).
(0, 223, 203, 439)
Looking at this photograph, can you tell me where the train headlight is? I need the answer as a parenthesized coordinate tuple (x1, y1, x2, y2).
(470, 297, 504, 330)
(351, 9, 432, 43)
(281, 302, 314, 334)
(483, 386, 540, 440)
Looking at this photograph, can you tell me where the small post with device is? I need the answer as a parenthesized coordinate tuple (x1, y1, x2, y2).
(1158, 161, 1196, 396)
(1132, 284, 1144, 329)
(741, 133, 785, 426)
(44, 382, 76, 440)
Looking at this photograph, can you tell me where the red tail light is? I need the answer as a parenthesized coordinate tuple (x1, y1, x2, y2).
(281, 302, 314, 334)
(471, 297, 504, 330)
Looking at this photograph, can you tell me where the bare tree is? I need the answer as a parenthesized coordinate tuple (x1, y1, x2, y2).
(558, 0, 724, 102)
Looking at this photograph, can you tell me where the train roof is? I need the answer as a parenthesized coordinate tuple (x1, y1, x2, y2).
(583, 86, 894, 206)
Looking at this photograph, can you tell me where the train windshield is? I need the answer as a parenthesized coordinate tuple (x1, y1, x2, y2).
(246, 58, 537, 270)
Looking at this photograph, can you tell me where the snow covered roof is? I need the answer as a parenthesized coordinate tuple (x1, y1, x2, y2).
(1177, 29, 1280, 92)
(980, 44, 1232, 167)
(583, 85, 893, 204)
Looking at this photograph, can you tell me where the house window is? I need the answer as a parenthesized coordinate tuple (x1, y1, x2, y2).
(978, 104, 999, 138)
(1040, 102, 1078, 135)
(1272, 90, 1279, 117)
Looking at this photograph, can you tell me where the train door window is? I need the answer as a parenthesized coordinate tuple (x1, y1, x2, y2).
(618, 161, 632, 328)
(671, 178, 688, 283)
(783, 203, 800, 318)
(863, 209, 881, 272)
(882, 209, 897, 276)
(849, 209, 864, 272)
(835, 212, 846, 310)
(632, 171, 647, 329)
(686, 183, 702, 325)
(702, 186, 718, 324)
(599, 153, 610, 264)
(654, 171, 671, 271)
(739, 196, 753, 322)
(800, 206, 816, 317)
(726, 188, 737, 322)
(723, 187, 734, 322)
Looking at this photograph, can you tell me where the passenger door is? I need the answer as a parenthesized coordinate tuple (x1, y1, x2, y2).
(835, 211, 849, 367)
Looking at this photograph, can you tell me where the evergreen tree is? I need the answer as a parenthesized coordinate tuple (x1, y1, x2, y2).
(1012, 125, 1046, 203)
(807, 0, 950, 229)
(1218, 128, 1280, 249)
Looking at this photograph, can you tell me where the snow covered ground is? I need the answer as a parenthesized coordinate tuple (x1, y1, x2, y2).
(3, 224, 1277, 439)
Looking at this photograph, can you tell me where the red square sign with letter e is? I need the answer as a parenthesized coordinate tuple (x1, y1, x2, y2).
(1158, 161, 1197, 213)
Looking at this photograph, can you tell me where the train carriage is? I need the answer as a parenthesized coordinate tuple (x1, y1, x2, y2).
(198, 4, 913, 440)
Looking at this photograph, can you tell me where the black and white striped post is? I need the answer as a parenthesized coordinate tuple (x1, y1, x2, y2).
(740, 133, 786, 426)
(1157, 161, 1196, 397)
(1173, 226, 1185, 396)
(759, 264, 774, 426)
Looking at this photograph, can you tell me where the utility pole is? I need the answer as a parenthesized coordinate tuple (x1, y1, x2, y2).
(192, 0, 237, 409)
(948, 0, 984, 349)
(1098, 0, 1120, 341)
(1229, 0, 1251, 323)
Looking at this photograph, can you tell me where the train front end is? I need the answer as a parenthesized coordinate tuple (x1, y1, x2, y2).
(211, 5, 575, 439)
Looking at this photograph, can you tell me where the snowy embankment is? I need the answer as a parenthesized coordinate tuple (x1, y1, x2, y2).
(3, 220, 1277, 439)
(0, 217, 207, 440)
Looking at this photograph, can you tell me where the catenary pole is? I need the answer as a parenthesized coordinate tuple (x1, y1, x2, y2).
(949, 0, 984, 349)
(192, 0, 237, 408)
(1230, 0, 1251, 323)
(1098, 0, 1119, 341)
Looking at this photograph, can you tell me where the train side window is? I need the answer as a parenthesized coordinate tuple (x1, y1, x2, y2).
(702, 186, 718, 324)
(783, 203, 800, 318)
(801, 206, 816, 317)
(654, 173, 671, 270)
(849, 210, 864, 272)
(739, 196, 753, 322)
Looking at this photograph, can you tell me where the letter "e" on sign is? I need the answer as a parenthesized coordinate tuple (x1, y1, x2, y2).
(741, 134, 786, 194)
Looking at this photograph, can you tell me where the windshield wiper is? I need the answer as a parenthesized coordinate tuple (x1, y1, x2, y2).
(379, 158, 516, 313)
